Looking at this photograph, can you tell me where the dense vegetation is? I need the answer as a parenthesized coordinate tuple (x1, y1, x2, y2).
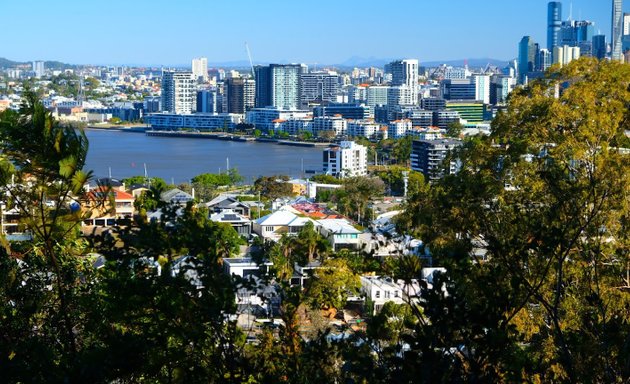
(0, 58, 628, 383)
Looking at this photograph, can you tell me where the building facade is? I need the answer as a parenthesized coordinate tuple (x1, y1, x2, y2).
(161, 71, 196, 114)
(322, 141, 367, 178)
(612, 0, 623, 61)
(411, 139, 462, 181)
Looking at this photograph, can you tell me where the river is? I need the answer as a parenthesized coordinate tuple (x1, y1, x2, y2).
(83, 129, 324, 184)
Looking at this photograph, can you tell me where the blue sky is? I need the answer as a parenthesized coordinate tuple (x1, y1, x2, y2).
(1, 0, 625, 66)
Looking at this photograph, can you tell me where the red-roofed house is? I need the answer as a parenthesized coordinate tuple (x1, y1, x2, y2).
(82, 187, 135, 226)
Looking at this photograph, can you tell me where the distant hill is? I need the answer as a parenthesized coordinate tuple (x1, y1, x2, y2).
(0, 57, 77, 70)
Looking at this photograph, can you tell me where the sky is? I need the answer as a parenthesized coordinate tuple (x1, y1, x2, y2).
(0, 0, 627, 66)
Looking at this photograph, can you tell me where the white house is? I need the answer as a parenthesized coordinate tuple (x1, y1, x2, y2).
(317, 218, 362, 251)
(360, 275, 405, 314)
(252, 210, 317, 241)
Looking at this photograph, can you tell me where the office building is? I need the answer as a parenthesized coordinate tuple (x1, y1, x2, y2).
(300, 71, 339, 108)
(446, 101, 485, 123)
(548, 2, 562, 52)
(32, 61, 45, 78)
(161, 71, 196, 114)
(254, 64, 306, 110)
(537, 48, 552, 71)
(421, 98, 447, 111)
(191, 57, 208, 82)
(612, 0, 623, 61)
(433, 110, 461, 129)
(366, 85, 389, 107)
(490, 75, 516, 105)
(143, 96, 161, 113)
(559, 20, 595, 47)
(323, 141, 367, 178)
(411, 139, 462, 181)
(196, 89, 219, 113)
(441, 79, 476, 101)
(225, 77, 255, 114)
(518, 36, 537, 84)
(472, 75, 490, 104)
(592, 35, 607, 59)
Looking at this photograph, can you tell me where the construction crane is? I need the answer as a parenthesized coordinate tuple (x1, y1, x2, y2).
(245, 42, 255, 79)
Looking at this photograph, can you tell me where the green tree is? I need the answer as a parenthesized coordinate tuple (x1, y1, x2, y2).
(253, 175, 294, 200)
(305, 258, 360, 311)
(0, 91, 94, 382)
(396, 58, 630, 382)
(445, 120, 464, 138)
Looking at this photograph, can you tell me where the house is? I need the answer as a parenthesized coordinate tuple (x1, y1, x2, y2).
(360, 275, 405, 314)
(223, 257, 273, 279)
(160, 188, 194, 205)
(292, 260, 323, 287)
(252, 210, 317, 241)
(209, 209, 252, 236)
(317, 218, 362, 251)
(205, 194, 251, 217)
(82, 187, 135, 226)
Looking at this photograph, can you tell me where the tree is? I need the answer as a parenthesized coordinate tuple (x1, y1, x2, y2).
(391, 135, 413, 165)
(294, 221, 330, 263)
(445, 120, 464, 138)
(305, 258, 360, 311)
(337, 176, 385, 223)
(0, 91, 94, 381)
(253, 175, 294, 200)
(396, 58, 630, 382)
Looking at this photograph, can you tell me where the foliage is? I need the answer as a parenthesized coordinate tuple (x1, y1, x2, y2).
(305, 258, 360, 311)
(253, 175, 294, 200)
(309, 173, 342, 185)
(446, 120, 464, 138)
(395, 58, 630, 382)
(334, 176, 385, 223)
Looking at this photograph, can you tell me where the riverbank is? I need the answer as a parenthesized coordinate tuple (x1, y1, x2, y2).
(144, 130, 332, 147)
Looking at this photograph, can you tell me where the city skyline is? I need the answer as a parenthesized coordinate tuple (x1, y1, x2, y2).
(1, 0, 626, 67)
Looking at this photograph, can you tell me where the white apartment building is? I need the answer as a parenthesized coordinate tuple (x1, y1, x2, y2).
(388, 119, 412, 139)
(312, 116, 347, 137)
(161, 71, 196, 114)
(245, 107, 310, 132)
(347, 120, 381, 139)
(553, 45, 581, 67)
(191, 57, 208, 82)
(386, 59, 419, 105)
(322, 141, 367, 178)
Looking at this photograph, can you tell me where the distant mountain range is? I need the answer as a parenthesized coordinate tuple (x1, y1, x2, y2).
(0, 56, 510, 70)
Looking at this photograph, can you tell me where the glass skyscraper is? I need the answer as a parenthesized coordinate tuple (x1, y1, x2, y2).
(612, 0, 623, 61)
(547, 2, 562, 52)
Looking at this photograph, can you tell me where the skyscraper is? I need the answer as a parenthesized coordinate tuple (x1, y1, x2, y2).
(191, 57, 208, 82)
(518, 36, 537, 84)
(624, 12, 630, 35)
(547, 2, 562, 52)
(299, 71, 340, 108)
(592, 35, 607, 59)
(612, 0, 623, 61)
(254, 64, 306, 110)
(161, 71, 196, 114)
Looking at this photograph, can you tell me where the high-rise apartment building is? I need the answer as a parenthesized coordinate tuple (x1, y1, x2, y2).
(612, 0, 623, 61)
(548, 2, 562, 52)
(518, 36, 537, 84)
(411, 139, 462, 181)
(161, 71, 196, 114)
(299, 71, 339, 108)
(32, 61, 45, 78)
(553, 45, 581, 66)
(385, 59, 419, 105)
(254, 64, 306, 110)
(225, 77, 255, 114)
(192, 57, 208, 82)
(366, 86, 389, 107)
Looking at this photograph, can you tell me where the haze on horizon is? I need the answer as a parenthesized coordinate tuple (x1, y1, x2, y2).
(1, 0, 624, 66)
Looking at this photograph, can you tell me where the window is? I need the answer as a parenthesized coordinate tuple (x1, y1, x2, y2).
(385, 291, 391, 299)
(375, 290, 380, 298)
(265, 226, 274, 232)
